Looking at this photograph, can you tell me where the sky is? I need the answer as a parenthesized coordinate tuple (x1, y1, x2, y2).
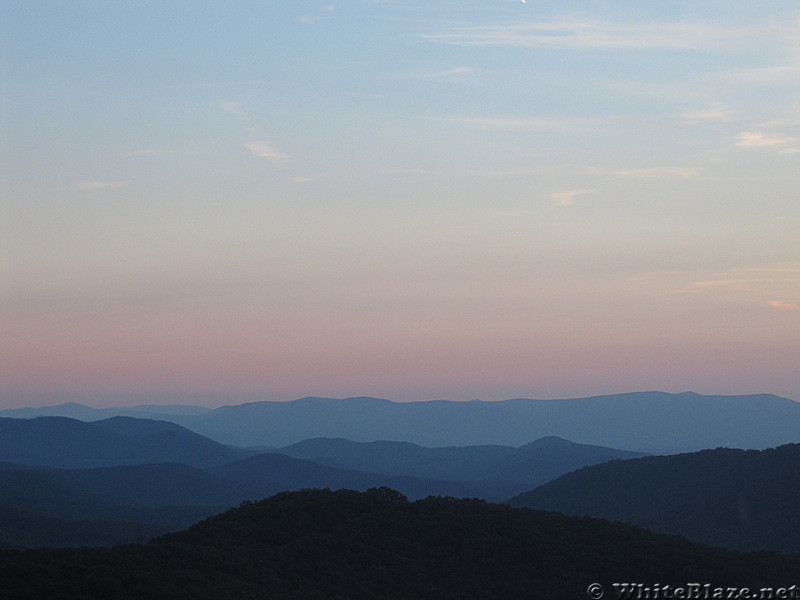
(2, 0, 799, 408)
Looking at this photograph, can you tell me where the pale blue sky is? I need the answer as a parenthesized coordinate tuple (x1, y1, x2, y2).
(2, 1, 799, 407)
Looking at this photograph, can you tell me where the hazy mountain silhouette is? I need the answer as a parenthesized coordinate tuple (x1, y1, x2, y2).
(0, 402, 210, 421)
(279, 435, 645, 491)
(162, 392, 800, 452)
(1, 487, 798, 599)
(0, 416, 250, 468)
(6, 392, 799, 453)
(509, 443, 800, 554)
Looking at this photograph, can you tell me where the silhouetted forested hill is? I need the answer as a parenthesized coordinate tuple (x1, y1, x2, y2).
(1, 488, 798, 600)
(0, 505, 172, 548)
(0, 465, 230, 547)
(509, 444, 800, 553)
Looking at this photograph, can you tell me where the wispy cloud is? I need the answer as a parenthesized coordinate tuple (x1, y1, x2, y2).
(429, 66, 475, 77)
(423, 18, 755, 51)
(733, 266, 800, 274)
(69, 180, 125, 191)
(722, 44, 800, 85)
(244, 141, 290, 162)
(176, 80, 262, 90)
(403, 66, 477, 81)
(438, 115, 611, 131)
(726, 63, 800, 85)
(129, 148, 163, 157)
(221, 101, 248, 119)
(589, 166, 702, 179)
(681, 279, 799, 294)
(676, 265, 800, 297)
(675, 104, 735, 124)
(719, 20, 800, 85)
(753, 117, 800, 129)
(735, 131, 797, 147)
(766, 300, 799, 312)
(459, 165, 552, 178)
(682, 279, 763, 292)
(544, 188, 594, 207)
(300, 4, 335, 24)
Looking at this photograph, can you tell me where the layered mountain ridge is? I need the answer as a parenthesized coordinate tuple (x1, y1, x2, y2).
(3, 391, 799, 453)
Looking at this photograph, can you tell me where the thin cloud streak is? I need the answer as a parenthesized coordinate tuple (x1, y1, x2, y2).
(129, 148, 163, 157)
(403, 66, 477, 80)
(545, 189, 594, 207)
(589, 166, 702, 179)
(428, 66, 475, 77)
(676, 105, 735, 124)
(244, 141, 290, 162)
(69, 180, 126, 191)
(766, 300, 799, 312)
(733, 266, 800, 274)
(677, 273, 800, 295)
(681, 279, 800, 291)
(438, 115, 613, 131)
(672, 264, 800, 297)
(221, 101, 249, 119)
(423, 18, 759, 51)
(735, 131, 797, 147)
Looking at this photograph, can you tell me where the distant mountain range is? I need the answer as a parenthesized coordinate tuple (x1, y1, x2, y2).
(3, 391, 798, 453)
(2, 488, 799, 599)
(0, 403, 210, 421)
(2, 392, 799, 553)
(0, 416, 639, 493)
(0, 414, 646, 546)
(509, 444, 800, 554)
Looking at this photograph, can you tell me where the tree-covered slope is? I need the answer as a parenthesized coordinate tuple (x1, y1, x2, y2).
(0, 465, 231, 547)
(1, 488, 798, 600)
(509, 444, 800, 553)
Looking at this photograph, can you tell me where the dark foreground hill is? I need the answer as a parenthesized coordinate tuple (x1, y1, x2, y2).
(1, 488, 798, 600)
(509, 444, 800, 554)
(0, 463, 241, 547)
